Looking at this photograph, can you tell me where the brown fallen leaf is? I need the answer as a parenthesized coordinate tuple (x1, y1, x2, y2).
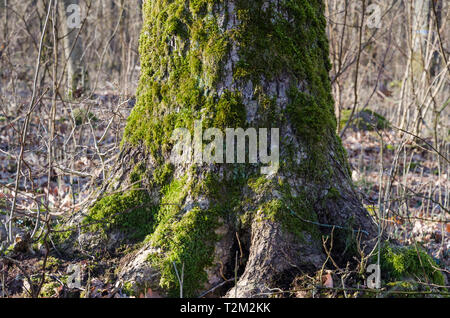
(322, 272, 333, 288)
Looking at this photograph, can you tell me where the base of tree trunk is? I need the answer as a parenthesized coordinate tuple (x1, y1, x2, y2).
(65, 0, 383, 298)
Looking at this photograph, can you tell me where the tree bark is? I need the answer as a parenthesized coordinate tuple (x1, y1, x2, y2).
(87, 0, 377, 298)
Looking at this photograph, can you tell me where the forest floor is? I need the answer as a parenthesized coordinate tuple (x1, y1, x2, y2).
(0, 89, 448, 297)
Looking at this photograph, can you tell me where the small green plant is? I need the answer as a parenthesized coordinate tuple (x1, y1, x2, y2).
(376, 244, 445, 286)
(38, 256, 62, 271)
(72, 108, 98, 126)
(340, 109, 390, 131)
(40, 281, 60, 298)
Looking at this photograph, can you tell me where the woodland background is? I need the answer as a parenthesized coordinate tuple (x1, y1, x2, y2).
(0, 0, 448, 297)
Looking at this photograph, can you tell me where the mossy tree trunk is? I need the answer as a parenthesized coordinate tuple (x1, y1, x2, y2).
(90, 0, 377, 297)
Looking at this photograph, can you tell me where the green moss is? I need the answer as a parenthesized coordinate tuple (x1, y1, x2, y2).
(364, 204, 378, 217)
(161, 175, 189, 208)
(258, 199, 317, 241)
(340, 109, 390, 131)
(247, 175, 273, 194)
(51, 223, 72, 246)
(124, 0, 348, 184)
(287, 88, 336, 144)
(335, 135, 352, 177)
(83, 189, 156, 241)
(123, 0, 232, 157)
(40, 281, 60, 298)
(129, 163, 144, 182)
(146, 172, 245, 297)
(232, 0, 341, 183)
(232, 0, 349, 186)
(326, 187, 340, 200)
(122, 281, 137, 297)
(38, 256, 62, 271)
(82, 161, 158, 241)
(153, 162, 175, 186)
(234, 0, 336, 134)
(148, 206, 220, 297)
(383, 281, 422, 298)
(233, 0, 330, 81)
(211, 90, 247, 130)
(377, 244, 445, 286)
(249, 176, 321, 242)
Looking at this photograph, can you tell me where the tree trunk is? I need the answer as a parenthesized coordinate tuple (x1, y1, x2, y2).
(87, 0, 377, 298)
(413, 0, 430, 53)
